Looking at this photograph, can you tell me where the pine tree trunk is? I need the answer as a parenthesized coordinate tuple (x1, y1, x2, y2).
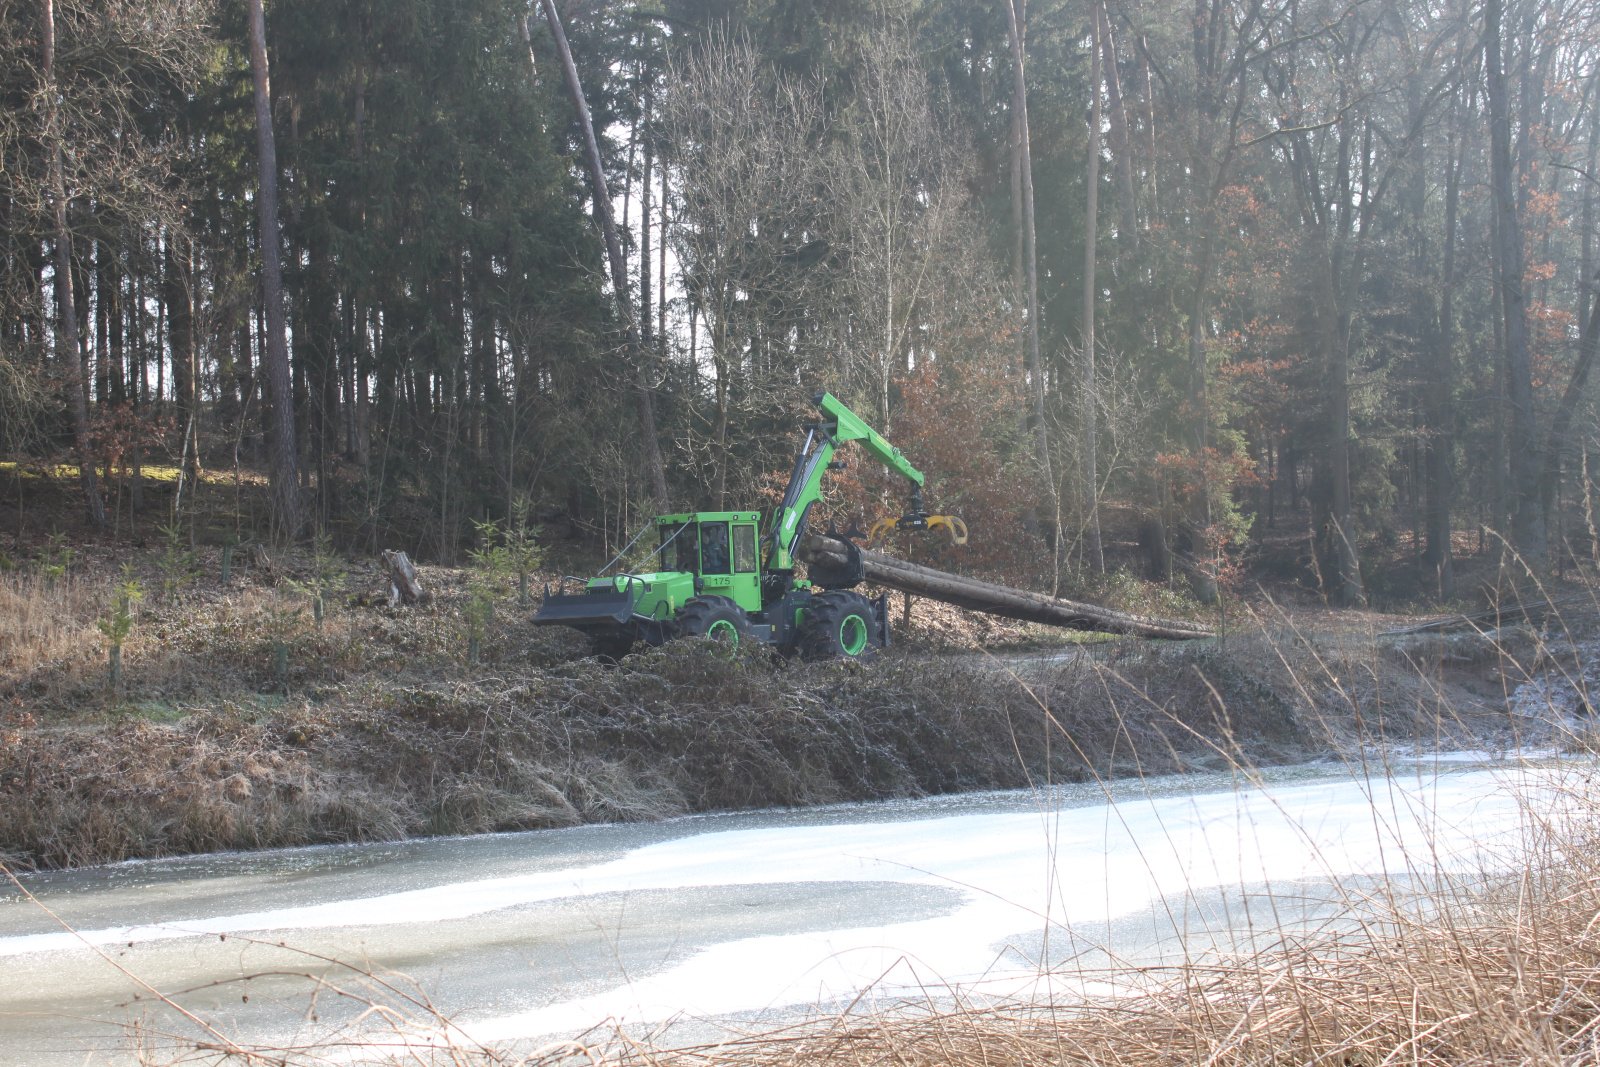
(1322, 244, 1363, 607)
(1423, 95, 1463, 599)
(40, 0, 107, 529)
(641, 89, 653, 352)
(1003, 0, 1056, 534)
(247, 0, 302, 540)
(1485, 0, 1543, 563)
(1098, 6, 1138, 257)
(1537, 100, 1600, 539)
(165, 230, 199, 491)
(1080, 1, 1106, 573)
(659, 149, 669, 358)
(538, 0, 669, 507)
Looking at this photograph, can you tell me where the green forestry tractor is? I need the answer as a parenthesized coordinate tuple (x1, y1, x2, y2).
(532, 392, 965, 660)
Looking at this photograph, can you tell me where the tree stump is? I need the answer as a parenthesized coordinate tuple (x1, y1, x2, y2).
(381, 550, 428, 607)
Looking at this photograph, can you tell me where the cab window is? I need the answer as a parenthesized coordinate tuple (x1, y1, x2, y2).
(733, 524, 757, 572)
(700, 522, 731, 575)
(662, 523, 697, 572)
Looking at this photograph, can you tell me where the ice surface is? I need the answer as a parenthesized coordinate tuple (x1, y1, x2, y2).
(0, 762, 1544, 1044)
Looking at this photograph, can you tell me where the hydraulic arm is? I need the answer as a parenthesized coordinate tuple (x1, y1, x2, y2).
(767, 392, 964, 574)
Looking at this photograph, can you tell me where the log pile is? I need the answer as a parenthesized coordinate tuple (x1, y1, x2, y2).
(801, 534, 1214, 641)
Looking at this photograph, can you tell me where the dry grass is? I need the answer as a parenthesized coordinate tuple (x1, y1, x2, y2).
(478, 711, 1600, 1067)
(2, 551, 1582, 871)
(535, 596, 1599, 1067)
(0, 568, 99, 675)
(0, 546, 1336, 870)
(104, 683, 1600, 1066)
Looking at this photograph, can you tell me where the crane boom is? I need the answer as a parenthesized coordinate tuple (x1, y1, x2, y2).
(766, 392, 927, 573)
(817, 393, 924, 488)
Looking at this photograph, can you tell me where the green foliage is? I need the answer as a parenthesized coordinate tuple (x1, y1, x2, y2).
(1154, 438, 1258, 551)
(155, 522, 198, 602)
(38, 533, 75, 583)
(96, 566, 144, 649)
(261, 592, 305, 695)
(1081, 567, 1206, 623)
(96, 567, 145, 693)
(506, 497, 545, 608)
(294, 533, 345, 628)
(464, 518, 514, 664)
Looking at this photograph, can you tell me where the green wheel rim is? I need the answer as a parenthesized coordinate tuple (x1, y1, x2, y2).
(839, 613, 869, 656)
(707, 618, 739, 648)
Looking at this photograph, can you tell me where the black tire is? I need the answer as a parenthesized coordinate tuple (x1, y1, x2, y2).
(798, 590, 879, 661)
(675, 595, 749, 653)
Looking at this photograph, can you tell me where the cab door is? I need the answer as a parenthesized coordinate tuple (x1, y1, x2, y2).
(695, 520, 761, 613)
(727, 521, 761, 612)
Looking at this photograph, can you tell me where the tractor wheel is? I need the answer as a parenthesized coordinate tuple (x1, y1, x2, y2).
(675, 596, 749, 653)
(798, 591, 879, 661)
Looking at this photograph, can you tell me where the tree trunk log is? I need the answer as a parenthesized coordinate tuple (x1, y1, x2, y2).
(538, 0, 669, 507)
(801, 535, 1212, 640)
(41, 0, 107, 529)
(247, 0, 302, 540)
(1485, 0, 1544, 561)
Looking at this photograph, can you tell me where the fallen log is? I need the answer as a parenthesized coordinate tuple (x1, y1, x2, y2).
(801, 534, 1214, 641)
(1378, 593, 1596, 636)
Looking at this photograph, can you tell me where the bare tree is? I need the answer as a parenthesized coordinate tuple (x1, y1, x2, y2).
(40, 0, 106, 528)
(665, 24, 1010, 517)
(663, 32, 828, 506)
(1099, 2, 1139, 259)
(1002, 0, 1055, 513)
(1485, 0, 1542, 562)
(832, 26, 968, 430)
(1080, 1, 1106, 573)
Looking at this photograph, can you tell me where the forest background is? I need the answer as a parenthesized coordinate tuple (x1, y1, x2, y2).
(4, 0, 1599, 609)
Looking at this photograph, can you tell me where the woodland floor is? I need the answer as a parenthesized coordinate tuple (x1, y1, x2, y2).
(1, 468, 1595, 871)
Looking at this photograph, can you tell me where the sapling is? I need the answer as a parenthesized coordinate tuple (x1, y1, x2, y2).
(262, 592, 304, 694)
(465, 518, 512, 665)
(40, 531, 74, 583)
(506, 496, 544, 607)
(96, 566, 143, 693)
(155, 521, 197, 602)
(307, 532, 343, 627)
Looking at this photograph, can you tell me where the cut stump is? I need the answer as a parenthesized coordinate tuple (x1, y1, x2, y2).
(381, 550, 428, 607)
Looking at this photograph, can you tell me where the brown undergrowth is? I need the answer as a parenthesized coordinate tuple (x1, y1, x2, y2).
(0, 545, 1572, 871)
(0, 639, 1313, 870)
(93, 626, 1594, 1067)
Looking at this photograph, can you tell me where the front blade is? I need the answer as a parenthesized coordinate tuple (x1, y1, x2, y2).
(532, 588, 637, 627)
